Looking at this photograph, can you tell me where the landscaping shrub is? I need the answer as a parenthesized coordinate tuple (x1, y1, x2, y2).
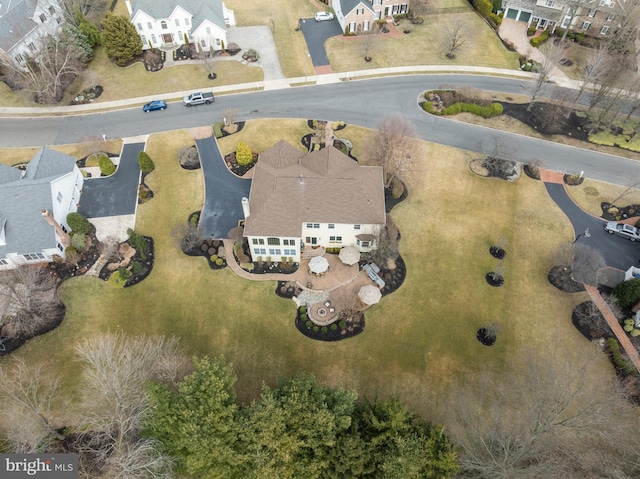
(127, 228, 149, 259)
(491, 102, 504, 115)
(305, 321, 312, 329)
(530, 30, 549, 48)
(99, 154, 116, 176)
(215, 258, 224, 266)
(490, 13, 502, 26)
(300, 306, 307, 313)
(313, 326, 319, 332)
(210, 254, 218, 262)
(606, 338, 638, 376)
(213, 123, 223, 138)
(70, 232, 87, 252)
(613, 278, 640, 308)
(632, 329, 640, 337)
(338, 320, 347, 329)
(130, 261, 142, 274)
(236, 142, 253, 167)
(240, 262, 254, 271)
(422, 101, 434, 113)
(330, 324, 338, 330)
(527, 26, 536, 37)
(438, 102, 503, 118)
(301, 313, 308, 321)
(138, 151, 155, 173)
(66, 212, 91, 234)
(321, 326, 328, 333)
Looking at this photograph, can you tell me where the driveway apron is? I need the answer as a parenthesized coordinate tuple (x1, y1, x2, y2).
(299, 18, 342, 67)
(544, 182, 639, 270)
(196, 137, 251, 239)
(78, 142, 144, 218)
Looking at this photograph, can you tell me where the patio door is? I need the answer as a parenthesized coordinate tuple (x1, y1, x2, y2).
(384, 6, 390, 16)
(305, 237, 318, 245)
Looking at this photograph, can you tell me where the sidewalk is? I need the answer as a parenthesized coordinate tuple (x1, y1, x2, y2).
(585, 284, 640, 374)
(0, 65, 543, 116)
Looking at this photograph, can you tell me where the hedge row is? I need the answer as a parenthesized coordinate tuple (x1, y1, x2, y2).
(423, 101, 503, 118)
(530, 30, 550, 48)
(606, 338, 639, 376)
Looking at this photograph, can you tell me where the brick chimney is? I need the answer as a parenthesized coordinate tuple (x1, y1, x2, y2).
(41, 209, 70, 247)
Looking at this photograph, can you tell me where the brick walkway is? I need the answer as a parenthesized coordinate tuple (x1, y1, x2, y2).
(585, 284, 640, 373)
(539, 168, 564, 184)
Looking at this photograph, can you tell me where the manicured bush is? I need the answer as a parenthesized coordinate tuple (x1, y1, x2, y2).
(66, 212, 91, 234)
(490, 13, 502, 26)
(442, 104, 461, 115)
(606, 338, 638, 376)
(321, 327, 328, 333)
(305, 321, 312, 329)
(301, 313, 308, 321)
(476, 0, 492, 18)
(210, 254, 218, 262)
(490, 102, 504, 115)
(624, 323, 634, 332)
(138, 151, 155, 173)
(530, 30, 550, 48)
(330, 323, 338, 330)
(130, 261, 142, 274)
(213, 123, 223, 138)
(338, 320, 347, 329)
(65, 246, 77, 253)
(300, 306, 307, 313)
(99, 154, 116, 176)
(215, 258, 224, 266)
(422, 101, 434, 113)
(236, 142, 253, 167)
(313, 326, 319, 332)
(127, 228, 149, 259)
(70, 232, 87, 252)
(613, 278, 640, 308)
(240, 262, 254, 271)
(632, 329, 640, 337)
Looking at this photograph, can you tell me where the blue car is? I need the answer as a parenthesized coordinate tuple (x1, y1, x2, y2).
(143, 100, 167, 112)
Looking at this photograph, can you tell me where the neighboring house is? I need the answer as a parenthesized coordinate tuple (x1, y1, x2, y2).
(503, 0, 622, 36)
(242, 141, 386, 263)
(0, 0, 64, 68)
(0, 148, 83, 270)
(332, 0, 409, 33)
(125, 0, 235, 52)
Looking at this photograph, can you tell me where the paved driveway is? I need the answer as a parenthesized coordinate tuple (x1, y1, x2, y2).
(299, 17, 342, 67)
(78, 142, 144, 218)
(196, 137, 251, 239)
(545, 182, 639, 270)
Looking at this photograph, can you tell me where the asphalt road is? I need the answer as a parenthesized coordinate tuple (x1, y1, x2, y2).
(1, 75, 638, 185)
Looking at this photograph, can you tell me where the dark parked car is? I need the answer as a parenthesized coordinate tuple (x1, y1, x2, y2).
(143, 100, 167, 112)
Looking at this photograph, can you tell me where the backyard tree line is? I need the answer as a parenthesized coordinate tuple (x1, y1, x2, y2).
(2, 332, 640, 478)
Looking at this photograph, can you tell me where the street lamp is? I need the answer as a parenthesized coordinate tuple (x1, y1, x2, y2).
(572, 228, 591, 245)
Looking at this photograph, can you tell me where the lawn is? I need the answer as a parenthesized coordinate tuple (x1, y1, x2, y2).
(0, 118, 612, 429)
(565, 178, 640, 217)
(326, 12, 520, 72)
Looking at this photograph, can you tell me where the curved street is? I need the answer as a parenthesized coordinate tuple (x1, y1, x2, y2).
(0, 74, 638, 186)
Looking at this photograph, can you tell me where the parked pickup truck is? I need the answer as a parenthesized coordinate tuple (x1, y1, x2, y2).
(183, 92, 214, 107)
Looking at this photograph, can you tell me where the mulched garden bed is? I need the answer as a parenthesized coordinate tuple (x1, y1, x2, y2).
(182, 236, 228, 270)
(385, 180, 408, 212)
(295, 308, 364, 342)
(500, 101, 590, 140)
(217, 121, 245, 138)
(276, 281, 303, 299)
(70, 85, 104, 105)
(601, 202, 640, 221)
(50, 227, 101, 281)
(490, 246, 506, 259)
(179, 145, 201, 170)
(224, 151, 258, 177)
(75, 151, 118, 169)
(98, 236, 155, 286)
(476, 328, 496, 346)
(376, 255, 407, 296)
(548, 265, 586, 293)
(0, 303, 66, 356)
(572, 300, 614, 341)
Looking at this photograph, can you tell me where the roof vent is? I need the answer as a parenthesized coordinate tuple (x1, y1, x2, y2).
(299, 174, 304, 185)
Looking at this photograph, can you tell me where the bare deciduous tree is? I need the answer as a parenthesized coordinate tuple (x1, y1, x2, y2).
(560, 0, 597, 42)
(0, 358, 65, 453)
(74, 333, 184, 478)
(410, 0, 430, 17)
(0, 265, 61, 337)
(442, 18, 466, 59)
(360, 30, 381, 61)
(572, 243, 605, 286)
(608, 178, 640, 207)
(575, 45, 615, 103)
(527, 42, 564, 111)
(447, 344, 640, 478)
(364, 115, 420, 188)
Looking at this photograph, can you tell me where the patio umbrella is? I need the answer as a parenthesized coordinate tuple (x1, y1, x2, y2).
(338, 246, 360, 265)
(358, 285, 382, 305)
(309, 256, 329, 274)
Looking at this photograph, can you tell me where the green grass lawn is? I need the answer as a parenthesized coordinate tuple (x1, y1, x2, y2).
(0, 119, 611, 429)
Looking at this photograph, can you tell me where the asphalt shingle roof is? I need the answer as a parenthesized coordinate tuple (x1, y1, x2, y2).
(0, 147, 76, 258)
(244, 141, 385, 238)
(338, 0, 375, 16)
(0, 0, 39, 52)
(130, 0, 225, 31)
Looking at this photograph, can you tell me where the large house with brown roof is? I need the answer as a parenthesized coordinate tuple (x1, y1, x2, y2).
(241, 141, 386, 263)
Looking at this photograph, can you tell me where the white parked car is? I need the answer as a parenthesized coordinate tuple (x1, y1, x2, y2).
(315, 12, 334, 21)
(605, 221, 640, 241)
